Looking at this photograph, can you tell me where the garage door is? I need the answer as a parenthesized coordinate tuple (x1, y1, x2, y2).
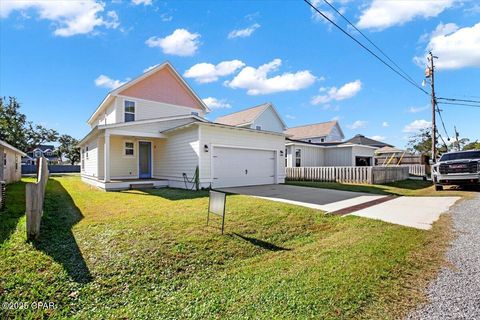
(212, 147, 276, 188)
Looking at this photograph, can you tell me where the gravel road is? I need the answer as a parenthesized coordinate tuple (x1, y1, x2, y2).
(407, 193, 480, 319)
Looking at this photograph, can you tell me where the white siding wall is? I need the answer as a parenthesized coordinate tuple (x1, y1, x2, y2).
(153, 126, 199, 186)
(2, 148, 21, 183)
(286, 144, 325, 167)
(324, 147, 353, 166)
(82, 138, 99, 177)
(351, 146, 376, 166)
(252, 107, 285, 133)
(115, 96, 205, 123)
(301, 136, 327, 143)
(327, 125, 343, 142)
(92, 100, 116, 127)
(106, 117, 196, 135)
(109, 136, 138, 179)
(199, 125, 285, 186)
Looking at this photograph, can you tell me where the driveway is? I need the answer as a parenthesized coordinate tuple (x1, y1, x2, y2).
(219, 184, 387, 212)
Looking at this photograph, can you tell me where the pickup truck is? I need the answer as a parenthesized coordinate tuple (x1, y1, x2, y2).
(432, 150, 480, 191)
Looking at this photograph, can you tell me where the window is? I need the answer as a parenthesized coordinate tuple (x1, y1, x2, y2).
(86, 146, 89, 160)
(33, 149, 42, 158)
(256, 125, 262, 130)
(295, 149, 301, 167)
(125, 142, 134, 156)
(15, 155, 18, 171)
(191, 111, 199, 116)
(3, 152, 6, 167)
(320, 138, 325, 142)
(124, 100, 135, 122)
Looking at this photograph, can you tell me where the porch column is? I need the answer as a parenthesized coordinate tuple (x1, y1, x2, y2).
(0, 147, 4, 181)
(104, 132, 110, 182)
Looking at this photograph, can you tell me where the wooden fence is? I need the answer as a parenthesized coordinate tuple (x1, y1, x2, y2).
(286, 166, 410, 184)
(26, 157, 49, 241)
(286, 167, 373, 184)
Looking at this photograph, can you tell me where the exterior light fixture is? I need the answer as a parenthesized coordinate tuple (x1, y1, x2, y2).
(204, 144, 209, 152)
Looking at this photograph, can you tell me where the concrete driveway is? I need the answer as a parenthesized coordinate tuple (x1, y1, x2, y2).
(219, 184, 387, 212)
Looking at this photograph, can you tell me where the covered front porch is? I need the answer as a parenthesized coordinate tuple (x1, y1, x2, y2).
(81, 128, 170, 191)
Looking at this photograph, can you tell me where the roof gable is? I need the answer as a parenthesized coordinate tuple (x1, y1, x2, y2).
(215, 103, 286, 129)
(88, 62, 209, 125)
(284, 121, 339, 139)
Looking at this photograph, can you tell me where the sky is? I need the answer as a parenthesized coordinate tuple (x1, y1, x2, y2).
(0, 0, 479, 148)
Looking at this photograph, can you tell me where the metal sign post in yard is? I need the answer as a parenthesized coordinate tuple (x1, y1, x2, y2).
(207, 190, 226, 234)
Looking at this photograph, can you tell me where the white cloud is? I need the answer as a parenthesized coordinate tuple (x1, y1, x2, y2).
(202, 97, 231, 109)
(228, 23, 260, 39)
(311, 80, 362, 105)
(285, 114, 296, 120)
(408, 105, 429, 113)
(310, 0, 336, 24)
(94, 74, 127, 90)
(369, 135, 386, 141)
(132, 0, 152, 5)
(382, 121, 389, 127)
(184, 60, 245, 84)
(357, 0, 456, 30)
(0, 0, 120, 36)
(347, 120, 367, 130)
(403, 119, 431, 133)
(415, 22, 480, 69)
(143, 64, 159, 73)
(331, 116, 341, 121)
(146, 29, 200, 56)
(225, 59, 316, 95)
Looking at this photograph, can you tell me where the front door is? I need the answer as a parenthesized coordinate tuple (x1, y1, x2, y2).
(139, 141, 151, 179)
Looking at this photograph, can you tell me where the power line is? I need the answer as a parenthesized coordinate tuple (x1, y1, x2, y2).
(304, 0, 430, 96)
(319, 0, 419, 86)
(435, 103, 450, 139)
(438, 101, 480, 108)
(437, 97, 480, 104)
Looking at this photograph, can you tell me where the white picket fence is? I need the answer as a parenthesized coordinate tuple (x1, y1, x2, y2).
(286, 166, 373, 184)
(400, 164, 426, 177)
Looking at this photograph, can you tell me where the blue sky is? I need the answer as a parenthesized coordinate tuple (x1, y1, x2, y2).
(1, 0, 479, 148)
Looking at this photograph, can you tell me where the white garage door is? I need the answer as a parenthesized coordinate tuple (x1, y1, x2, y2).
(212, 147, 276, 188)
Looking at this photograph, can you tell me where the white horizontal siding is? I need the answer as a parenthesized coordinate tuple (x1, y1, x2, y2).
(82, 139, 98, 177)
(105, 117, 196, 135)
(286, 144, 325, 167)
(117, 96, 205, 123)
(324, 147, 353, 166)
(153, 126, 199, 182)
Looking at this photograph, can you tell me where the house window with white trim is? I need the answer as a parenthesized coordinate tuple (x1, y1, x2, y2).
(3, 152, 6, 168)
(86, 146, 89, 160)
(295, 149, 301, 167)
(124, 142, 134, 156)
(124, 100, 135, 122)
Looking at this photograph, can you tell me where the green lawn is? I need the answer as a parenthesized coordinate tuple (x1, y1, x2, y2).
(0, 176, 450, 319)
(286, 179, 474, 197)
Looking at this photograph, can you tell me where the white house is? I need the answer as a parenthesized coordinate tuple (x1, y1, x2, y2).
(1, 140, 26, 184)
(284, 121, 344, 143)
(78, 62, 286, 190)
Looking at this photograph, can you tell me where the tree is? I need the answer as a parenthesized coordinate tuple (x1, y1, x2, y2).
(407, 128, 447, 157)
(56, 135, 80, 165)
(0, 96, 58, 151)
(463, 140, 480, 151)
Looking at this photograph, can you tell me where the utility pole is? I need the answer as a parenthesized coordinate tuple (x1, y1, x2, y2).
(454, 126, 460, 151)
(426, 52, 438, 162)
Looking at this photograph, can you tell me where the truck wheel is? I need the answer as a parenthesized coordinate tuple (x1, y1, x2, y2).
(435, 185, 443, 191)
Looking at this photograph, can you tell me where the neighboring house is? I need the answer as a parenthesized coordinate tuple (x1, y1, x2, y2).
(344, 134, 393, 148)
(0, 140, 26, 183)
(78, 62, 286, 190)
(215, 103, 287, 133)
(23, 145, 61, 165)
(285, 139, 378, 167)
(284, 121, 345, 143)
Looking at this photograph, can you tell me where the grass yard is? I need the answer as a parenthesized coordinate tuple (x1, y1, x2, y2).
(0, 176, 452, 319)
(286, 179, 475, 198)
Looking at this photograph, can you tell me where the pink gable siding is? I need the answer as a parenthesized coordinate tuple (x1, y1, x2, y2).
(118, 67, 203, 110)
